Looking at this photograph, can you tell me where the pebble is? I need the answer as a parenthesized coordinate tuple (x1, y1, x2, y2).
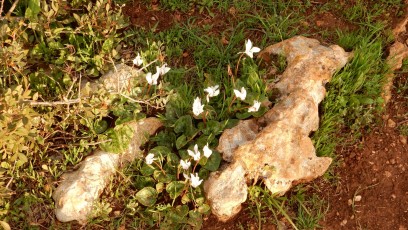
(340, 219, 348, 226)
(354, 195, 362, 202)
(388, 119, 397, 128)
(384, 171, 392, 177)
(392, 194, 397, 199)
(400, 135, 407, 145)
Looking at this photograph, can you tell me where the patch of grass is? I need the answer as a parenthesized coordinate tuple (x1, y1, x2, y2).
(312, 24, 391, 172)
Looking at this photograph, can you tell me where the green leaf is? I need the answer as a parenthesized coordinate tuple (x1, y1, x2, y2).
(187, 210, 203, 228)
(166, 152, 180, 167)
(174, 115, 196, 137)
(140, 163, 154, 176)
(102, 38, 114, 53)
(153, 170, 174, 183)
(201, 120, 223, 136)
(149, 146, 172, 157)
(236, 111, 252, 120)
(166, 181, 186, 199)
(203, 151, 221, 172)
(93, 120, 108, 134)
(25, 0, 41, 19)
(176, 134, 188, 149)
(134, 175, 155, 190)
(99, 124, 134, 153)
(167, 205, 189, 223)
(135, 187, 157, 207)
(198, 204, 211, 214)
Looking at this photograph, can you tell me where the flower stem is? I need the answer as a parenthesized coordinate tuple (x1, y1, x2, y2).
(154, 161, 166, 176)
(228, 96, 236, 112)
(192, 158, 201, 173)
(235, 53, 245, 78)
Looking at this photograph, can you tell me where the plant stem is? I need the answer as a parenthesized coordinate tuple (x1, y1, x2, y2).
(235, 53, 245, 77)
(154, 162, 166, 176)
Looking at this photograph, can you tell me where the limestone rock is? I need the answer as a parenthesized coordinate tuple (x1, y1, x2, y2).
(216, 119, 258, 162)
(53, 151, 119, 223)
(204, 163, 247, 222)
(53, 118, 162, 223)
(383, 42, 408, 104)
(87, 64, 141, 94)
(204, 36, 351, 221)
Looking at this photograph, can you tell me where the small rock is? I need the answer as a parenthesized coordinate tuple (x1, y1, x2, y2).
(384, 171, 392, 178)
(350, 215, 355, 220)
(340, 219, 347, 226)
(354, 195, 362, 202)
(400, 135, 407, 145)
(391, 159, 396, 164)
(392, 194, 397, 199)
(348, 199, 353, 206)
(114, 211, 121, 216)
(316, 20, 325, 27)
(399, 225, 407, 230)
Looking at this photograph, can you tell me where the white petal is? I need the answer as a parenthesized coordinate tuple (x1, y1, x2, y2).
(250, 47, 261, 53)
(248, 100, 261, 112)
(152, 72, 160, 85)
(245, 39, 253, 53)
(133, 53, 143, 66)
(192, 97, 204, 116)
(203, 144, 212, 158)
(145, 153, 155, 165)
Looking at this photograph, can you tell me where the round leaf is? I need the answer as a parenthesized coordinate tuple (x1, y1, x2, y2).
(166, 181, 186, 199)
(135, 187, 157, 207)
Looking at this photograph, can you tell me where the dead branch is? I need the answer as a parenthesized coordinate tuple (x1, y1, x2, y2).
(24, 98, 81, 106)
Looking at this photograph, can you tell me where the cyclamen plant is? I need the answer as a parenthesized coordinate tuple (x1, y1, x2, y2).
(131, 39, 266, 227)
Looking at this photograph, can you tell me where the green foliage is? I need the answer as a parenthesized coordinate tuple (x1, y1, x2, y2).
(313, 26, 390, 163)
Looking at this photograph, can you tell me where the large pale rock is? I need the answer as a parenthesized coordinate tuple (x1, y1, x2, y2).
(383, 42, 408, 104)
(216, 119, 259, 162)
(53, 117, 162, 223)
(204, 36, 351, 221)
(203, 164, 247, 222)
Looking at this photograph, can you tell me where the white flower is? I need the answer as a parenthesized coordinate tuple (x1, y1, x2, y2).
(146, 71, 160, 85)
(204, 85, 220, 102)
(190, 173, 203, 188)
(132, 53, 143, 66)
(241, 39, 261, 58)
(233, 87, 247, 101)
(248, 100, 261, 112)
(180, 159, 191, 170)
(187, 144, 201, 161)
(145, 153, 156, 165)
(192, 97, 204, 116)
(157, 63, 171, 76)
(203, 143, 212, 158)
(183, 173, 190, 179)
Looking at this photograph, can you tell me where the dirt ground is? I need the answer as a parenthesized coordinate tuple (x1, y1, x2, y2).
(123, 1, 408, 229)
(320, 74, 408, 230)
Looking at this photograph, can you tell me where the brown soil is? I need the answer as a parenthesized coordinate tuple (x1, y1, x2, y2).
(122, 1, 408, 229)
(320, 74, 408, 229)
